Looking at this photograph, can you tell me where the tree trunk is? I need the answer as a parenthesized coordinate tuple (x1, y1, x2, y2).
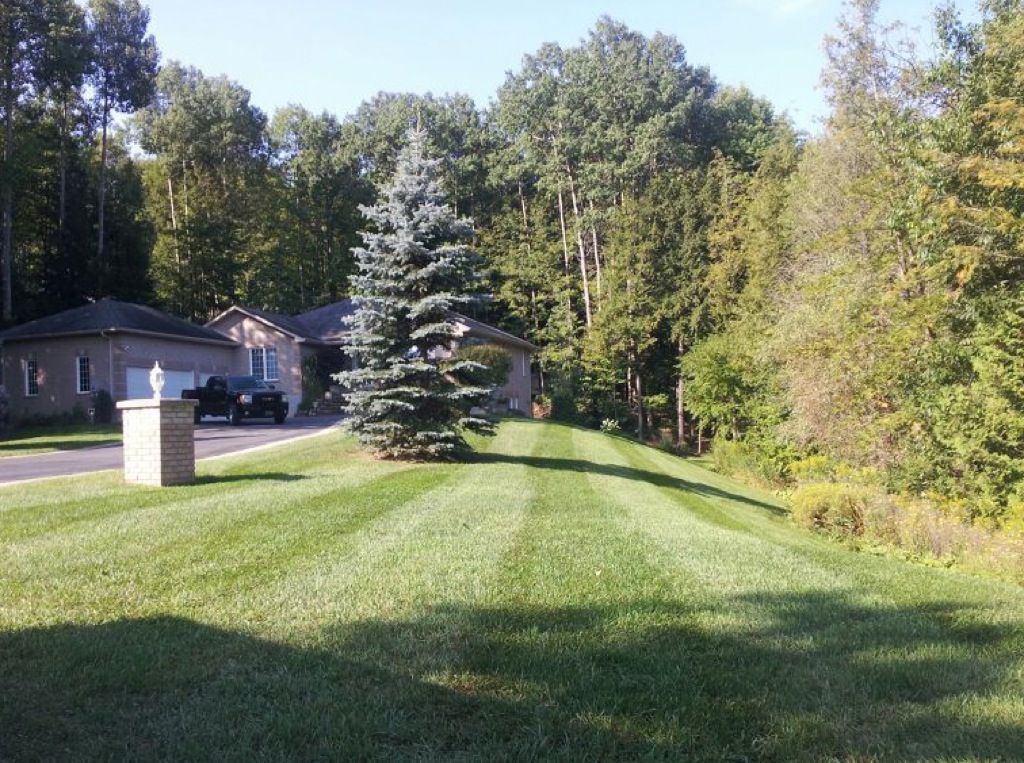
(635, 370, 644, 442)
(676, 339, 686, 448)
(555, 186, 574, 327)
(58, 94, 68, 245)
(565, 166, 592, 327)
(589, 199, 602, 305)
(96, 94, 109, 294)
(1, 56, 14, 323)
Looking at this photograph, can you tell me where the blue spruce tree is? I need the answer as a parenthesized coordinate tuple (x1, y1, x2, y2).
(335, 129, 492, 458)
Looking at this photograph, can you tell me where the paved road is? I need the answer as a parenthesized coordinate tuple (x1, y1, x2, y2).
(0, 416, 344, 487)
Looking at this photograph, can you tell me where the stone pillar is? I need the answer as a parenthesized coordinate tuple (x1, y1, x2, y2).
(116, 399, 198, 486)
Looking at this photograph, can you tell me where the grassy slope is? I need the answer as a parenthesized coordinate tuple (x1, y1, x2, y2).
(1, 420, 1021, 761)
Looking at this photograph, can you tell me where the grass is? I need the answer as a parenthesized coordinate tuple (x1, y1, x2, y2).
(1, 419, 1022, 761)
(0, 422, 121, 458)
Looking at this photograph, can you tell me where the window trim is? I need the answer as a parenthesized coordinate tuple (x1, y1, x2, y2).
(24, 358, 38, 397)
(76, 356, 91, 395)
(249, 347, 279, 382)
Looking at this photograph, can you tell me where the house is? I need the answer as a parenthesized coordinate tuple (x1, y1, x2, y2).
(206, 299, 538, 417)
(0, 298, 538, 422)
(0, 300, 238, 422)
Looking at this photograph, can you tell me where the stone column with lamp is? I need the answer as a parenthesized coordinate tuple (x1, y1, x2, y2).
(116, 361, 199, 486)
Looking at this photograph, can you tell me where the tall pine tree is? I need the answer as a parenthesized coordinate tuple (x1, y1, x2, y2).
(336, 129, 491, 459)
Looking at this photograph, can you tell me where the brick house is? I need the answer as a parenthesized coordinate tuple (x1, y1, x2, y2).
(0, 299, 537, 422)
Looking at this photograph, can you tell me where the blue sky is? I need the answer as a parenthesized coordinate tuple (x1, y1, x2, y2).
(140, 0, 970, 135)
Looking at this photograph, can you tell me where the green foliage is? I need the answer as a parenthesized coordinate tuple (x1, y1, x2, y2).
(454, 344, 512, 389)
(710, 433, 792, 486)
(549, 388, 580, 424)
(334, 129, 492, 459)
(91, 389, 114, 425)
(791, 482, 868, 537)
(682, 331, 785, 444)
(300, 355, 324, 412)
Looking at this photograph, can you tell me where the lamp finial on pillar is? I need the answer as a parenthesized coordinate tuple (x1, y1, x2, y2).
(149, 361, 165, 399)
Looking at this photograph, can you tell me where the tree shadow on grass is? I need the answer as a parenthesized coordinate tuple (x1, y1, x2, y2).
(471, 451, 786, 516)
(2, 590, 1019, 761)
(192, 473, 307, 486)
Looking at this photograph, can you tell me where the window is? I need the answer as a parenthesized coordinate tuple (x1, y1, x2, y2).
(76, 356, 91, 394)
(249, 347, 279, 382)
(25, 359, 38, 397)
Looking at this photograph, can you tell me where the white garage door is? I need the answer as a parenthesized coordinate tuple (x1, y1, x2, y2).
(126, 367, 195, 400)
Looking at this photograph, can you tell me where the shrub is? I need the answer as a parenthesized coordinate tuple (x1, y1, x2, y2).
(300, 355, 325, 412)
(456, 344, 513, 388)
(550, 390, 578, 422)
(710, 433, 792, 485)
(0, 384, 9, 433)
(789, 454, 835, 483)
(92, 389, 114, 424)
(791, 482, 868, 537)
(599, 418, 621, 434)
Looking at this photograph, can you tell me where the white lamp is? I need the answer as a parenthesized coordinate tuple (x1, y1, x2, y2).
(149, 361, 165, 399)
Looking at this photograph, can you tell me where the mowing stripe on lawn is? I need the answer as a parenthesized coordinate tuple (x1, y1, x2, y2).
(576, 426, 1024, 760)
(0, 442, 441, 628)
(257, 420, 542, 648)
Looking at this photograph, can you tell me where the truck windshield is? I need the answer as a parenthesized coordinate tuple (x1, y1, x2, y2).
(226, 376, 270, 390)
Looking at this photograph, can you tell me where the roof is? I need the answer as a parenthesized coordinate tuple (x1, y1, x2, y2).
(207, 306, 328, 344)
(207, 299, 537, 354)
(295, 300, 358, 343)
(453, 313, 540, 352)
(295, 298, 538, 352)
(0, 299, 237, 346)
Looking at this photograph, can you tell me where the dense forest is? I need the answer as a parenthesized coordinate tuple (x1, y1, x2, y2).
(3, 0, 1024, 536)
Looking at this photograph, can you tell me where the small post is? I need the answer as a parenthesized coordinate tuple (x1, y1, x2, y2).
(116, 361, 197, 486)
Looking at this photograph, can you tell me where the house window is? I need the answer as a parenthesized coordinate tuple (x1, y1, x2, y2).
(25, 358, 38, 397)
(76, 356, 91, 394)
(249, 347, 279, 382)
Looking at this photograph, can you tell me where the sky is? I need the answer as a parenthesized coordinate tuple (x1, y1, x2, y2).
(138, 0, 970, 135)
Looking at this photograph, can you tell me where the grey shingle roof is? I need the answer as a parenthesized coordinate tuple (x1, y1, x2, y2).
(229, 306, 327, 343)
(0, 299, 236, 345)
(295, 299, 358, 342)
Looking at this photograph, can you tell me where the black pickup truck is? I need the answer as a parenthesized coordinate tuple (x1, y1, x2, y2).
(182, 375, 289, 425)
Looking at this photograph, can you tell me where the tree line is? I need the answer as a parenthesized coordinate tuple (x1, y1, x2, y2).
(3, 0, 1024, 523)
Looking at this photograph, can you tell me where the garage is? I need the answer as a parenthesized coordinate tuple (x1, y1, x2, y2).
(126, 366, 195, 400)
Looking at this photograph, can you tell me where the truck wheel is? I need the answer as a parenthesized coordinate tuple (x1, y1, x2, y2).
(274, 410, 286, 425)
(228, 404, 242, 426)
(193, 408, 201, 425)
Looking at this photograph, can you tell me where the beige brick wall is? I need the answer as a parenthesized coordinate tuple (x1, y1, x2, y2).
(207, 312, 301, 416)
(117, 399, 197, 486)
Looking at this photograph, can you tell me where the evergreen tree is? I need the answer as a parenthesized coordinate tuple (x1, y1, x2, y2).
(335, 129, 491, 459)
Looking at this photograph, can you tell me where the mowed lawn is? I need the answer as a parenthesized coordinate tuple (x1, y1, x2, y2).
(1, 421, 1022, 761)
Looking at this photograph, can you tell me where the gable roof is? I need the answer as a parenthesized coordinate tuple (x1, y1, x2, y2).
(295, 298, 539, 352)
(207, 305, 328, 344)
(452, 313, 540, 352)
(0, 299, 236, 346)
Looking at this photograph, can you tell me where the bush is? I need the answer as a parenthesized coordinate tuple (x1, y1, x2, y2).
(710, 434, 792, 485)
(456, 344, 513, 388)
(791, 482, 868, 537)
(0, 384, 9, 433)
(92, 389, 114, 424)
(300, 355, 325, 412)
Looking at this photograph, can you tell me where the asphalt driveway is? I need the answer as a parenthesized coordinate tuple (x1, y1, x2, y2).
(0, 416, 344, 487)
